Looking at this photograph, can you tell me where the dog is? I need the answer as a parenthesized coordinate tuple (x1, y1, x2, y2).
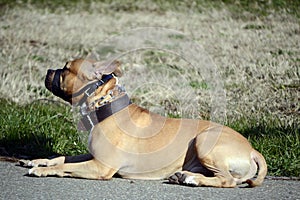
(20, 58, 267, 187)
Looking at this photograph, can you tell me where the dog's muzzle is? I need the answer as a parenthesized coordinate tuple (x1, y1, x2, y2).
(45, 68, 116, 105)
(45, 69, 71, 101)
(45, 69, 54, 92)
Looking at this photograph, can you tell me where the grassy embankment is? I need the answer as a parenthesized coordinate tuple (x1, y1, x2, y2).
(0, 0, 299, 177)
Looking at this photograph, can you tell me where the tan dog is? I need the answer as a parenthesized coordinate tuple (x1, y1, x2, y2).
(20, 58, 267, 187)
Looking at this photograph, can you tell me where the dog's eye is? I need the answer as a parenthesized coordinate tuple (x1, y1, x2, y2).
(63, 62, 71, 69)
(61, 71, 68, 80)
(63, 63, 68, 69)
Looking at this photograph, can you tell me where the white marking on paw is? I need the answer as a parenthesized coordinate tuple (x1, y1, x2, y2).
(28, 161, 33, 167)
(28, 168, 34, 175)
(183, 176, 198, 186)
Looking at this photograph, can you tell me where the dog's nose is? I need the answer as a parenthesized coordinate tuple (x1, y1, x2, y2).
(46, 69, 53, 74)
(45, 69, 55, 91)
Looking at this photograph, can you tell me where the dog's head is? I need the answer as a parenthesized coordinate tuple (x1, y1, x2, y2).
(45, 58, 122, 105)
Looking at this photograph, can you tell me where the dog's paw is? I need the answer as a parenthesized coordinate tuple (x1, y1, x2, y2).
(28, 167, 47, 177)
(19, 159, 31, 167)
(168, 172, 187, 184)
(183, 175, 198, 186)
(168, 172, 198, 186)
(28, 166, 67, 177)
(20, 159, 50, 167)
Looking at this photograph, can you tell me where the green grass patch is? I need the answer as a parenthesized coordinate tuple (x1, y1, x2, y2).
(189, 80, 209, 90)
(0, 99, 87, 159)
(0, 99, 298, 177)
(227, 116, 299, 177)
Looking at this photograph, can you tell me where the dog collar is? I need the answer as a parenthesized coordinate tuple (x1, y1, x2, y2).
(77, 94, 131, 131)
(75, 74, 115, 106)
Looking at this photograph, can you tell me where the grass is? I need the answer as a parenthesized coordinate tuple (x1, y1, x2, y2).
(0, 99, 87, 159)
(0, 98, 298, 177)
(0, 0, 299, 177)
(0, 0, 299, 17)
(227, 116, 299, 177)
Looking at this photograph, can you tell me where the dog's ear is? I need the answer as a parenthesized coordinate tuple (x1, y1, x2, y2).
(93, 60, 122, 78)
(77, 60, 98, 81)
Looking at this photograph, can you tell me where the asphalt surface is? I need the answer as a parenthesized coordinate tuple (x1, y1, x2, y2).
(1, 161, 299, 200)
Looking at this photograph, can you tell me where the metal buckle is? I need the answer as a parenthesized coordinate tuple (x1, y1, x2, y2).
(80, 102, 88, 115)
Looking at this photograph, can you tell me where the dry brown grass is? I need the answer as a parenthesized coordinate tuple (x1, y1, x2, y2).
(0, 5, 299, 126)
(0, 3, 299, 176)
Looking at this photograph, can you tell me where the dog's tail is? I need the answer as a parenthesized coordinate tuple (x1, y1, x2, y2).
(246, 150, 268, 187)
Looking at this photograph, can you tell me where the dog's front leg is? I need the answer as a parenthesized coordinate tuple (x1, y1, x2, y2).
(28, 159, 117, 180)
(19, 154, 93, 167)
(19, 156, 66, 167)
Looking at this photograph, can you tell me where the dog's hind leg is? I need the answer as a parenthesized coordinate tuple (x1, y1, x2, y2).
(168, 170, 236, 188)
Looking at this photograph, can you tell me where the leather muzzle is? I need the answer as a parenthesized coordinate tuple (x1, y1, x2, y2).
(45, 69, 71, 101)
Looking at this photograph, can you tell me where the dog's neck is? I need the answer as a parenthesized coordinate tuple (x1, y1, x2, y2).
(81, 84, 126, 114)
(78, 82, 131, 131)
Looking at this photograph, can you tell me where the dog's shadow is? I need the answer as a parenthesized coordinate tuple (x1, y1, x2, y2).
(0, 137, 61, 163)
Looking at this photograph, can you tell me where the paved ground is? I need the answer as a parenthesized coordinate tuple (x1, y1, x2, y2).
(1, 161, 299, 200)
